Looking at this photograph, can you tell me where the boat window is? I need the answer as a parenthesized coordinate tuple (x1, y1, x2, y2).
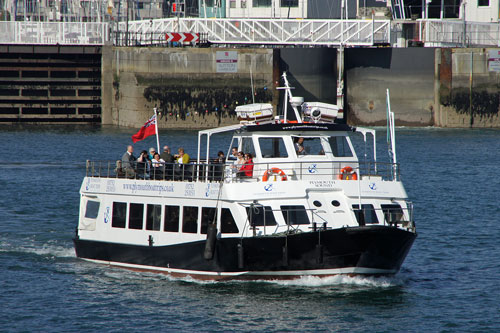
(329, 136, 353, 157)
(259, 137, 288, 158)
(129, 203, 144, 230)
(182, 206, 198, 233)
(381, 204, 404, 225)
(112, 202, 127, 228)
(201, 207, 216, 234)
(221, 208, 239, 233)
(241, 137, 256, 157)
(164, 205, 180, 232)
(246, 205, 277, 227)
(352, 204, 379, 226)
(281, 205, 310, 225)
(293, 137, 324, 156)
(84, 200, 100, 219)
(146, 204, 161, 231)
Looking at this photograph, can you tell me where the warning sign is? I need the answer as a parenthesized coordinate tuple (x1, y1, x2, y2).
(488, 49, 500, 72)
(216, 51, 238, 73)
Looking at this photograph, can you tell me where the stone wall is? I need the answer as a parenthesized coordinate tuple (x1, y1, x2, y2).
(102, 46, 500, 128)
(102, 46, 275, 129)
(435, 48, 500, 128)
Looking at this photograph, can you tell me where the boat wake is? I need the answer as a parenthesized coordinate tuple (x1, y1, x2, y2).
(262, 274, 404, 288)
(0, 237, 75, 259)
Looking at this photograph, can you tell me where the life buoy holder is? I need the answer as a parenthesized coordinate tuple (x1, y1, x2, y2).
(337, 166, 358, 180)
(262, 167, 288, 181)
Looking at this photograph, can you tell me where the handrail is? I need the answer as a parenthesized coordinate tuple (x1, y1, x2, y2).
(85, 159, 401, 182)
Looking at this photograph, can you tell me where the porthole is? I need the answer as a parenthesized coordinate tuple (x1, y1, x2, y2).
(331, 200, 340, 207)
(313, 200, 322, 207)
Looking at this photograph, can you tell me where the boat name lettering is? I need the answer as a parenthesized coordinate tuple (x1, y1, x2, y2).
(282, 125, 329, 130)
(106, 180, 116, 192)
(309, 180, 335, 188)
(122, 183, 174, 194)
(85, 178, 101, 191)
(185, 184, 195, 197)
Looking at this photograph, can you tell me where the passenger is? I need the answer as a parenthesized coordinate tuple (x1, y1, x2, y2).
(228, 147, 238, 161)
(151, 153, 165, 180)
(152, 153, 165, 167)
(114, 160, 125, 178)
(216, 151, 225, 164)
(210, 151, 226, 181)
(160, 145, 174, 163)
(238, 153, 254, 178)
(121, 145, 137, 178)
(160, 145, 174, 180)
(137, 150, 151, 179)
(233, 151, 245, 171)
(176, 147, 190, 164)
(148, 147, 156, 160)
(295, 137, 306, 155)
(174, 147, 191, 181)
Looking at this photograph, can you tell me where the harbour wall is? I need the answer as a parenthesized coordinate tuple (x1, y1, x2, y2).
(103, 46, 500, 128)
(102, 47, 276, 129)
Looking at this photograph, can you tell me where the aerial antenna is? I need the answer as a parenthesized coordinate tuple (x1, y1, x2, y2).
(386, 89, 397, 180)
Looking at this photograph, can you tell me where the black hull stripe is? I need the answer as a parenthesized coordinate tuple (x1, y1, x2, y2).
(74, 226, 416, 279)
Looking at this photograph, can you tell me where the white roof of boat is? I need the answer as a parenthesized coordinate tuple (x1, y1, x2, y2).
(198, 124, 244, 136)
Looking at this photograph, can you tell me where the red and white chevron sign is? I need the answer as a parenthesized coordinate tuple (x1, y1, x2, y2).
(165, 32, 200, 43)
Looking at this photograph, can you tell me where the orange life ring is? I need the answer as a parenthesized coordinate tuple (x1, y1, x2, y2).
(337, 166, 358, 180)
(262, 167, 288, 181)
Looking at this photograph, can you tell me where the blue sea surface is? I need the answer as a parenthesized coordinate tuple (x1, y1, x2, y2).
(1, 125, 499, 332)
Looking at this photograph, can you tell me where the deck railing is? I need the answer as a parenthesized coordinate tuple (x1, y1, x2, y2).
(86, 159, 401, 182)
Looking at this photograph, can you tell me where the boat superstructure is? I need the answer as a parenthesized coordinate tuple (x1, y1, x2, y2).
(74, 74, 416, 280)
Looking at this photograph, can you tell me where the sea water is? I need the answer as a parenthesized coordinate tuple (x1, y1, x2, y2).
(1, 125, 499, 332)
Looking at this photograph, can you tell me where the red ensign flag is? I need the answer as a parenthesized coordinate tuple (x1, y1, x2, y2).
(132, 114, 157, 143)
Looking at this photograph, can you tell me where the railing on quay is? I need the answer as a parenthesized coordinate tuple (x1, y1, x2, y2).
(421, 20, 500, 47)
(1, 19, 499, 48)
(0, 21, 109, 45)
(85, 160, 401, 183)
(118, 17, 390, 46)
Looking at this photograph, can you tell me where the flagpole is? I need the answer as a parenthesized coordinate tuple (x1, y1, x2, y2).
(154, 107, 160, 153)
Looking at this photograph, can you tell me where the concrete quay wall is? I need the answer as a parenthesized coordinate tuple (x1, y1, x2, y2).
(102, 46, 500, 128)
(102, 46, 275, 129)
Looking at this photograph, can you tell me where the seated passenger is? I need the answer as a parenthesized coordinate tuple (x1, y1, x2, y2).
(175, 148, 190, 164)
(174, 148, 191, 181)
(114, 160, 125, 178)
(151, 153, 165, 180)
(294, 137, 306, 155)
(238, 153, 254, 178)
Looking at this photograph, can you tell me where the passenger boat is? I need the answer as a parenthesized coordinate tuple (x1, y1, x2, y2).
(73, 73, 416, 280)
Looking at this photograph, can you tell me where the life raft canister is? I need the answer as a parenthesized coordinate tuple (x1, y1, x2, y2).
(337, 166, 358, 180)
(262, 167, 288, 181)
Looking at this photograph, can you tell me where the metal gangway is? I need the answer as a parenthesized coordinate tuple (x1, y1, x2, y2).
(1, 18, 499, 47)
(118, 17, 391, 47)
